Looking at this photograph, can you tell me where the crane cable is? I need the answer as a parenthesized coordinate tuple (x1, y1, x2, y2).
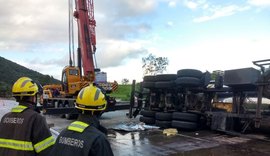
(68, 0, 75, 66)
(94, 53, 98, 68)
(71, 0, 75, 66)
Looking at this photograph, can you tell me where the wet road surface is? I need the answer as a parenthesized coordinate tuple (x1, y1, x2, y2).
(46, 110, 270, 156)
(108, 129, 270, 156)
(2, 99, 270, 156)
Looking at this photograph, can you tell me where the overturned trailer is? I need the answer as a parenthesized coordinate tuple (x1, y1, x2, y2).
(131, 59, 270, 133)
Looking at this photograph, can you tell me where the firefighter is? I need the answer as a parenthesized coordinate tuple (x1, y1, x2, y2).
(0, 77, 55, 156)
(51, 84, 114, 156)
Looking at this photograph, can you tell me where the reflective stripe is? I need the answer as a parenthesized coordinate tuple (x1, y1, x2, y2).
(0, 138, 34, 151)
(21, 80, 31, 88)
(11, 105, 28, 113)
(68, 121, 89, 133)
(34, 136, 55, 153)
(94, 89, 101, 101)
(79, 88, 85, 100)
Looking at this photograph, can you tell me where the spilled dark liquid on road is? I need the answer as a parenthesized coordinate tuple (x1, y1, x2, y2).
(108, 129, 270, 156)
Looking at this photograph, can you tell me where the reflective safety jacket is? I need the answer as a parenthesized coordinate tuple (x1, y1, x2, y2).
(0, 104, 55, 156)
(51, 115, 114, 156)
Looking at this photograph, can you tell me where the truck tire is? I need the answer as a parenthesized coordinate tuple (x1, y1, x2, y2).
(155, 74, 177, 81)
(177, 69, 202, 79)
(155, 112, 172, 121)
(172, 112, 199, 122)
(64, 104, 78, 120)
(58, 103, 65, 118)
(140, 110, 156, 118)
(175, 77, 201, 87)
(65, 114, 77, 120)
(139, 116, 155, 125)
(172, 120, 198, 130)
(155, 120, 171, 128)
(155, 81, 175, 89)
(143, 75, 156, 82)
(142, 82, 155, 89)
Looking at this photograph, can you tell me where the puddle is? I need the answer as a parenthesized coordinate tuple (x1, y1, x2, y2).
(108, 130, 270, 156)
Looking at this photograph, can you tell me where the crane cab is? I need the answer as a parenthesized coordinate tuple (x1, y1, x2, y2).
(62, 66, 82, 96)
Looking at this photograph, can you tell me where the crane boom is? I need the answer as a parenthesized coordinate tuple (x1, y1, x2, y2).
(88, 0, 96, 48)
(74, 0, 96, 81)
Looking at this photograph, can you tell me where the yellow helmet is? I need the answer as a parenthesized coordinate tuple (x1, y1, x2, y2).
(12, 77, 42, 97)
(75, 84, 107, 111)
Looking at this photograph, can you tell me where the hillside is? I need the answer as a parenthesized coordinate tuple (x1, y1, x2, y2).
(0, 56, 60, 97)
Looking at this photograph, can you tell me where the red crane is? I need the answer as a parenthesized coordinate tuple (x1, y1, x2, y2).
(59, 0, 117, 95)
(41, 0, 120, 117)
(74, 0, 97, 81)
(41, 0, 119, 97)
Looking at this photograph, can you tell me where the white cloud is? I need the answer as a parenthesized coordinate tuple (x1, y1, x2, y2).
(182, 0, 207, 10)
(202, 4, 209, 10)
(96, 39, 148, 68)
(125, 0, 156, 12)
(103, 59, 144, 83)
(166, 21, 174, 27)
(248, 0, 270, 7)
(96, 0, 157, 19)
(168, 1, 177, 7)
(184, 0, 199, 10)
(1, 0, 269, 84)
(0, 0, 68, 51)
(193, 5, 250, 23)
(0, 0, 154, 81)
(166, 37, 270, 74)
(103, 36, 270, 82)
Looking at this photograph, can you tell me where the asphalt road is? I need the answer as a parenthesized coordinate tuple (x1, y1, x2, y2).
(2, 99, 270, 156)
(46, 110, 270, 156)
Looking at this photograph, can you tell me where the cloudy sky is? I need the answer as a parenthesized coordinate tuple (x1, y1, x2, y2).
(0, 0, 270, 83)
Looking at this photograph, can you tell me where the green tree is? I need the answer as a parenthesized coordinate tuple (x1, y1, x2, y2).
(142, 53, 169, 76)
(211, 70, 224, 80)
(121, 78, 129, 85)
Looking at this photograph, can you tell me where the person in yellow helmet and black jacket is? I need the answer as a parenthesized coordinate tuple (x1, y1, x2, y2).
(0, 77, 55, 156)
(51, 84, 114, 156)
